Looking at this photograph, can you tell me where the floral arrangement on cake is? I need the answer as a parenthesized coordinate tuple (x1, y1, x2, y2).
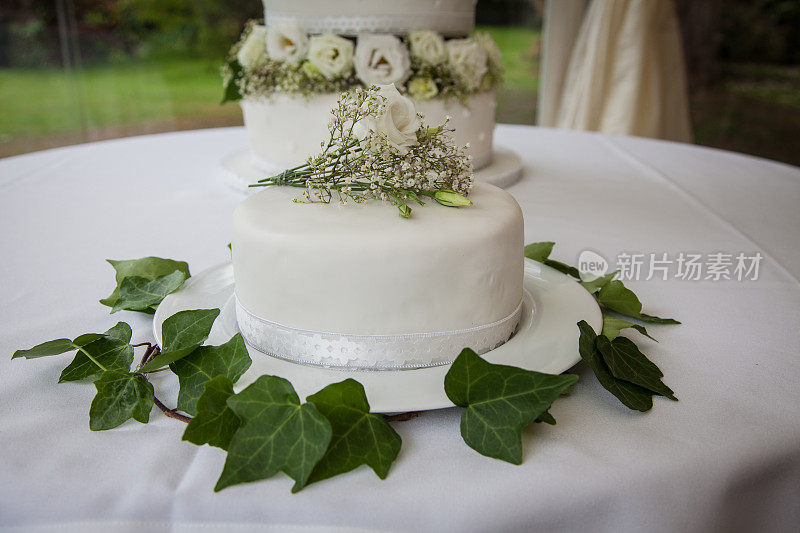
(249, 83, 474, 218)
(222, 20, 503, 103)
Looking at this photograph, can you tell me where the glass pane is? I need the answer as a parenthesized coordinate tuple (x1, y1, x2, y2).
(2, 1, 798, 166)
(0, 0, 260, 157)
(476, 0, 542, 125)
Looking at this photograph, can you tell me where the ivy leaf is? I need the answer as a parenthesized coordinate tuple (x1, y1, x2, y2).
(524, 242, 580, 278)
(12, 332, 107, 360)
(71, 333, 107, 346)
(543, 259, 580, 278)
(577, 321, 654, 412)
(111, 271, 187, 313)
(13, 339, 79, 360)
(59, 322, 134, 382)
(597, 280, 643, 316)
(100, 256, 190, 311)
(523, 242, 555, 262)
(171, 333, 251, 416)
(595, 336, 677, 400)
(580, 271, 618, 294)
(140, 308, 220, 372)
(182, 376, 241, 450)
(301, 379, 401, 491)
(444, 348, 578, 464)
(639, 313, 681, 324)
(535, 411, 557, 425)
(89, 371, 154, 431)
(533, 385, 574, 425)
(601, 316, 657, 342)
(222, 59, 243, 104)
(596, 280, 680, 324)
(214, 375, 332, 492)
(523, 243, 680, 324)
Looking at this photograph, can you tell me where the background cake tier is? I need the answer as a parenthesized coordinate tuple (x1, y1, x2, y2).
(263, 0, 477, 36)
(241, 92, 495, 173)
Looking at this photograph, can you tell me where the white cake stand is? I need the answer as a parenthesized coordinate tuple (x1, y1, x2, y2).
(220, 145, 523, 194)
(474, 147, 523, 188)
(153, 259, 601, 413)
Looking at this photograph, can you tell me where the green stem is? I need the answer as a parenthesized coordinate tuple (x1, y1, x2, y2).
(256, 141, 364, 185)
(250, 181, 307, 188)
(144, 367, 170, 374)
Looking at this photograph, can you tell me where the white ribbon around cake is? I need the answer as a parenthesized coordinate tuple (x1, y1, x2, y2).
(235, 295, 523, 370)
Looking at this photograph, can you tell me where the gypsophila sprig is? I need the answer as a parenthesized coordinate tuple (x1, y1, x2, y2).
(249, 84, 474, 218)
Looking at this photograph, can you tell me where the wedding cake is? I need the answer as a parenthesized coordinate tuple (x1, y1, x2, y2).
(232, 182, 523, 369)
(223, 0, 502, 174)
(230, 86, 523, 370)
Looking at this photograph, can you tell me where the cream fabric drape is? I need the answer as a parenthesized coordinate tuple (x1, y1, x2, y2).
(538, 0, 692, 142)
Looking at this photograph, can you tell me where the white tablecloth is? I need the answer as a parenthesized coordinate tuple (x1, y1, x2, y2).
(2, 126, 799, 532)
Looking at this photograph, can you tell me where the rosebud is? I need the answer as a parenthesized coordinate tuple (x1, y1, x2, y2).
(407, 76, 439, 101)
(434, 190, 472, 207)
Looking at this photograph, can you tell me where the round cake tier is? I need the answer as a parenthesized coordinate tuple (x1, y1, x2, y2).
(231, 182, 523, 368)
(241, 92, 495, 174)
(263, 0, 477, 36)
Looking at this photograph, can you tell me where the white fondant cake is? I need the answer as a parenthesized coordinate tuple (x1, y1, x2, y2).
(231, 0, 501, 176)
(242, 91, 495, 173)
(231, 182, 524, 369)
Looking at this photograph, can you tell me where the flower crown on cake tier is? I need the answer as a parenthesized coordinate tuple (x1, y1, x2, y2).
(222, 20, 503, 102)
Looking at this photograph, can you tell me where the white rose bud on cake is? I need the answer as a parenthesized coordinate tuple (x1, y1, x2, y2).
(266, 23, 308, 64)
(354, 34, 412, 86)
(237, 25, 268, 68)
(408, 31, 447, 65)
(308, 34, 355, 80)
(446, 38, 488, 91)
(354, 84, 420, 154)
(407, 76, 439, 100)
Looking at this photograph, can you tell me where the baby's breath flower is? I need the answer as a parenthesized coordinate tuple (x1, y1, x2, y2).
(249, 86, 474, 218)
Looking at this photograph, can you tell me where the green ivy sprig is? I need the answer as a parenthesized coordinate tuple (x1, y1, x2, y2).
(13, 310, 404, 492)
(524, 241, 680, 410)
(12, 244, 681, 491)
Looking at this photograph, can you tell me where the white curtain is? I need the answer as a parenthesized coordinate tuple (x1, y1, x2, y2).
(538, 0, 692, 143)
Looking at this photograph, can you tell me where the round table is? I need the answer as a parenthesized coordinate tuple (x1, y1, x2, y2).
(2, 126, 799, 532)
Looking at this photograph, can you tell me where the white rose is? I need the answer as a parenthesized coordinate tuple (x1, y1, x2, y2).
(266, 23, 308, 64)
(308, 34, 354, 80)
(356, 84, 420, 154)
(408, 31, 447, 65)
(446, 38, 488, 91)
(354, 34, 412, 86)
(474, 32, 502, 68)
(237, 25, 268, 69)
